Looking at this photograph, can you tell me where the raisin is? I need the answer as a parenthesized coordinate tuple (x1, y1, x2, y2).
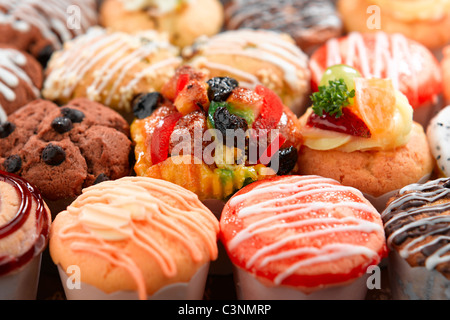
(213, 107, 248, 145)
(132, 92, 162, 119)
(94, 173, 109, 185)
(4, 155, 21, 173)
(51, 117, 73, 134)
(271, 146, 298, 175)
(207, 77, 239, 102)
(37, 44, 54, 68)
(61, 107, 85, 123)
(0, 121, 15, 138)
(42, 144, 66, 166)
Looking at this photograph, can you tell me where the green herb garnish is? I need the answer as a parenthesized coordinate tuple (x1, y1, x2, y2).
(310, 79, 355, 118)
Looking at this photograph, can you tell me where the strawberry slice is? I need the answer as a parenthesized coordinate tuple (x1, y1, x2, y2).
(151, 112, 183, 165)
(307, 107, 371, 138)
(175, 73, 190, 99)
(253, 85, 283, 130)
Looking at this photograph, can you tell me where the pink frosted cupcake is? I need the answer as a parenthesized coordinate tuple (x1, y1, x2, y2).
(220, 175, 387, 300)
(0, 171, 52, 300)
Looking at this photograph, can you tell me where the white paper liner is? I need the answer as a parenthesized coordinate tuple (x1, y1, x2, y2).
(388, 251, 450, 300)
(57, 262, 210, 300)
(362, 173, 432, 213)
(0, 254, 42, 300)
(202, 199, 233, 276)
(233, 265, 369, 300)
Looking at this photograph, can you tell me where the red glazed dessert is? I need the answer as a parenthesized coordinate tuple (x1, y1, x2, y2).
(0, 171, 51, 300)
(309, 31, 443, 127)
(220, 175, 387, 300)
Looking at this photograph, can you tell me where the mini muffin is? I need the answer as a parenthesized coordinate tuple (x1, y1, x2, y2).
(130, 66, 303, 203)
(427, 105, 450, 177)
(99, 0, 224, 48)
(382, 177, 450, 300)
(50, 176, 219, 300)
(220, 175, 387, 300)
(0, 171, 52, 300)
(309, 32, 443, 128)
(337, 0, 450, 50)
(0, 98, 132, 205)
(0, 46, 43, 121)
(223, 0, 343, 54)
(182, 29, 311, 116)
(0, 0, 98, 66)
(42, 27, 182, 116)
(296, 66, 435, 211)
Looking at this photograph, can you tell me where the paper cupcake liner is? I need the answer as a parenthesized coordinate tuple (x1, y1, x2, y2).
(363, 173, 432, 213)
(0, 254, 42, 300)
(388, 251, 450, 300)
(233, 265, 369, 300)
(57, 262, 210, 300)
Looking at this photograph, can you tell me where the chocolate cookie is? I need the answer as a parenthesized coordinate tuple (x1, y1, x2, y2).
(0, 45, 43, 121)
(0, 0, 98, 66)
(0, 98, 132, 201)
(223, 0, 343, 54)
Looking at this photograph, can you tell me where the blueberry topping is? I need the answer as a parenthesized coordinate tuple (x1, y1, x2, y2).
(0, 121, 15, 138)
(213, 107, 248, 143)
(61, 107, 85, 123)
(42, 144, 66, 166)
(207, 77, 239, 102)
(51, 117, 73, 134)
(94, 173, 109, 185)
(273, 146, 298, 175)
(4, 155, 21, 173)
(37, 44, 54, 68)
(132, 92, 162, 119)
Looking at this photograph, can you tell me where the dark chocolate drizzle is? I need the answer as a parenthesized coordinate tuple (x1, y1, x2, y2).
(0, 171, 50, 276)
(381, 178, 450, 275)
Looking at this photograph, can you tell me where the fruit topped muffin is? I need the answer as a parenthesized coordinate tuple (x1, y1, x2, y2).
(296, 64, 434, 211)
(130, 66, 303, 201)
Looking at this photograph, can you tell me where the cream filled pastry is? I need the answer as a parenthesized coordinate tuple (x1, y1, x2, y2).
(42, 27, 182, 114)
(49, 176, 219, 300)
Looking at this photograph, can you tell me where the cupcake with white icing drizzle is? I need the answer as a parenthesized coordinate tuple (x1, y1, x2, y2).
(0, 0, 98, 66)
(0, 46, 42, 123)
(220, 175, 387, 300)
(49, 176, 219, 300)
(42, 27, 182, 115)
(382, 177, 450, 300)
(182, 29, 311, 116)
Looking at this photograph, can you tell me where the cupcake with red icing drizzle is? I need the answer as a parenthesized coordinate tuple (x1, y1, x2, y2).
(309, 32, 443, 127)
(0, 171, 51, 300)
(296, 64, 435, 212)
(49, 176, 219, 300)
(220, 175, 387, 300)
(382, 177, 450, 300)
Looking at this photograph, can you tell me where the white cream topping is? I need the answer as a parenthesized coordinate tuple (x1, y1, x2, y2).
(427, 106, 450, 177)
(119, 0, 194, 14)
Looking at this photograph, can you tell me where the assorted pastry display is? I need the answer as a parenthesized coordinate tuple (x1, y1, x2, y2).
(0, 0, 449, 301)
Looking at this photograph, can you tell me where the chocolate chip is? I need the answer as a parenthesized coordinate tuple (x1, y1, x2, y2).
(93, 173, 109, 185)
(51, 117, 73, 134)
(0, 121, 15, 138)
(132, 92, 162, 119)
(61, 108, 85, 123)
(443, 179, 450, 189)
(42, 144, 66, 166)
(4, 155, 21, 173)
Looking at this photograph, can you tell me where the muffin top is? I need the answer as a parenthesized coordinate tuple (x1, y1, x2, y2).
(50, 176, 219, 299)
(0, 171, 51, 276)
(0, 98, 132, 201)
(382, 177, 450, 279)
(220, 175, 387, 292)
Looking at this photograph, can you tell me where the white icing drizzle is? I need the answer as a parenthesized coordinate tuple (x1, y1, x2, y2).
(43, 27, 182, 111)
(0, 0, 97, 49)
(226, 175, 384, 285)
(0, 47, 40, 121)
(184, 29, 309, 91)
(382, 178, 450, 272)
(311, 32, 438, 108)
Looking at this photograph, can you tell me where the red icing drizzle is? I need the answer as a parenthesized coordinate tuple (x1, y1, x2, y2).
(0, 171, 50, 276)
